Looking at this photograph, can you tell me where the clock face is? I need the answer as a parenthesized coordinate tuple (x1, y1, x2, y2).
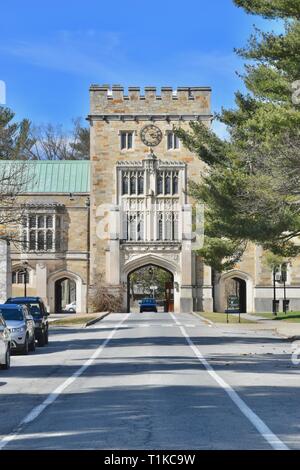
(140, 125, 163, 147)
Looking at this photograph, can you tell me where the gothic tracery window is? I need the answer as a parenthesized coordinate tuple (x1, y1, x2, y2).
(22, 212, 64, 252)
(118, 162, 182, 243)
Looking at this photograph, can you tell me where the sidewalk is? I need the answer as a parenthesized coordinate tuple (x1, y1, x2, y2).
(240, 313, 300, 340)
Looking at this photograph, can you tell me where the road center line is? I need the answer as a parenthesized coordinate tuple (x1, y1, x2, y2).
(170, 313, 289, 451)
(0, 314, 130, 451)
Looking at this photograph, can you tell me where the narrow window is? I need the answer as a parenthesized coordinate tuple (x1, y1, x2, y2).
(38, 231, 45, 251)
(138, 175, 144, 195)
(46, 230, 53, 251)
(29, 231, 36, 251)
(173, 174, 179, 194)
(130, 174, 136, 195)
(165, 175, 171, 195)
(120, 132, 134, 150)
(122, 174, 129, 195)
(167, 132, 180, 150)
(38, 215, 45, 228)
(157, 173, 163, 195)
(29, 215, 36, 228)
(127, 132, 133, 149)
(158, 214, 163, 241)
(172, 213, 179, 240)
(121, 133, 127, 150)
(46, 215, 53, 228)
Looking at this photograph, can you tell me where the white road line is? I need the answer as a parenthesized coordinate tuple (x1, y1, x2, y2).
(0, 314, 130, 451)
(170, 313, 289, 451)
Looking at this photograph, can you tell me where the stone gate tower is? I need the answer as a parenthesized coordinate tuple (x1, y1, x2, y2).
(88, 85, 213, 313)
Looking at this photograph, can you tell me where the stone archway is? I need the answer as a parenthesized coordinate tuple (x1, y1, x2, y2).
(48, 270, 86, 313)
(127, 264, 174, 313)
(54, 277, 76, 313)
(123, 254, 181, 313)
(215, 270, 254, 314)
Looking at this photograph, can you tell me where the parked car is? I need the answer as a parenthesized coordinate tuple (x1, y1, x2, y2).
(64, 301, 76, 313)
(0, 314, 11, 369)
(0, 304, 35, 355)
(139, 298, 158, 313)
(6, 297, 49, 347)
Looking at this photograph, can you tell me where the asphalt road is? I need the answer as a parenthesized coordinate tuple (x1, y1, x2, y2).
(0, 312, 299, 450)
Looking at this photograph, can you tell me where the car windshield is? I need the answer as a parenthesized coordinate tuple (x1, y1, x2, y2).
(28, 304, 42, 317)
(143, 299, 156, 304)
(0, 308, 23, 321)
(8, 301, 41, 317)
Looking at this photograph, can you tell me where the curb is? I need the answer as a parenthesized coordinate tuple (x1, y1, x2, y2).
(85, 312, 110, 327)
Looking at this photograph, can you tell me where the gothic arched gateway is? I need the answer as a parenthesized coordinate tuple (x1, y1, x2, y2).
(127, 264, 174, 313)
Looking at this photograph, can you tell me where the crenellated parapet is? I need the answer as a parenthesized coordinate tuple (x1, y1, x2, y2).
(89, 84, 211, 118)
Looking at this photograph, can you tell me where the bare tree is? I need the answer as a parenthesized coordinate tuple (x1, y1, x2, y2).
(90, 273, 125, 313)
(0, 161, 30, 244)
(30, 118, 90, 160)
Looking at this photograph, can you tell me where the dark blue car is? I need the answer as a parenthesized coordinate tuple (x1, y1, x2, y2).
(139, 298, 158, 313)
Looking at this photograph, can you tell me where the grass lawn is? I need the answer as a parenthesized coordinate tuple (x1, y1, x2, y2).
(49, 315, 99, 327)
(251, 311, 300, 322)
(195, 312, 256, 324)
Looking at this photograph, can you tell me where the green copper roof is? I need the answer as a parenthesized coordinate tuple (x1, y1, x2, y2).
(0, 160, 90, 193)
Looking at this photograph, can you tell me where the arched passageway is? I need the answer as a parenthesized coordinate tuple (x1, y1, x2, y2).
(127, 264, 174, 313)
(55, 277, 76, 313)
(224, 277, 247, 313)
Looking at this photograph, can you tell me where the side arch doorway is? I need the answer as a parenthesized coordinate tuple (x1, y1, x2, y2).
(224, 277, 247, 313)
(127, 264, 174, 313)
(55, 278, 76, 313)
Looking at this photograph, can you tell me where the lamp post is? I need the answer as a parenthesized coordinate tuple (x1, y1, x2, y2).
(22, 261, 29, 297)
(281, 263, 288, 315)
(148, 266, 154, 297)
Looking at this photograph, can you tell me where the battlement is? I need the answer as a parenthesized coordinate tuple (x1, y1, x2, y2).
(89, 85, 212, 117)
(90, 84, 211, 100)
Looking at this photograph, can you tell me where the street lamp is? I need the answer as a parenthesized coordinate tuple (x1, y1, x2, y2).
(272, 265, 280, 316)
(22, 261, 29, 297)
(148, 266, 154, 278)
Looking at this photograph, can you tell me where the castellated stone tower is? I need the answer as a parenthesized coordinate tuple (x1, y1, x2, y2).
(88, 85, 213, 313)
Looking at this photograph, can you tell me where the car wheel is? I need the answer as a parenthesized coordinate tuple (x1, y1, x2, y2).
(38, 333, 46, 347)
(44, 329, 49, 345)
(21, 336, 29, 355)
(0, 347, 10, 370)
(29, 335, 36, 352)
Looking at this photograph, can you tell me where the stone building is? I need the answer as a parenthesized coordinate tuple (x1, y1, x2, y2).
(0, 160, 90, 312)
(0, 84, 299, 313)
(88, 85, 213, 313)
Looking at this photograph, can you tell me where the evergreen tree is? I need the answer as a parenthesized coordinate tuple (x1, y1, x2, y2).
(176, 0, 300, 271)
(0, 107, 35, 160)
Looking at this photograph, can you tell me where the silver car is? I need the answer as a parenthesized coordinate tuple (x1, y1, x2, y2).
(0, 304, 35, 355)
(0, 314, 11, 369)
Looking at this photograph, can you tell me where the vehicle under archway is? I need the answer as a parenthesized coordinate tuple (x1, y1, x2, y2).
(55, 277, 76, 313)
(127, 264, 174, 313)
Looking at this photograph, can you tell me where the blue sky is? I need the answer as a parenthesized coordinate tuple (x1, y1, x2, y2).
(0, 0, 281, 138)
